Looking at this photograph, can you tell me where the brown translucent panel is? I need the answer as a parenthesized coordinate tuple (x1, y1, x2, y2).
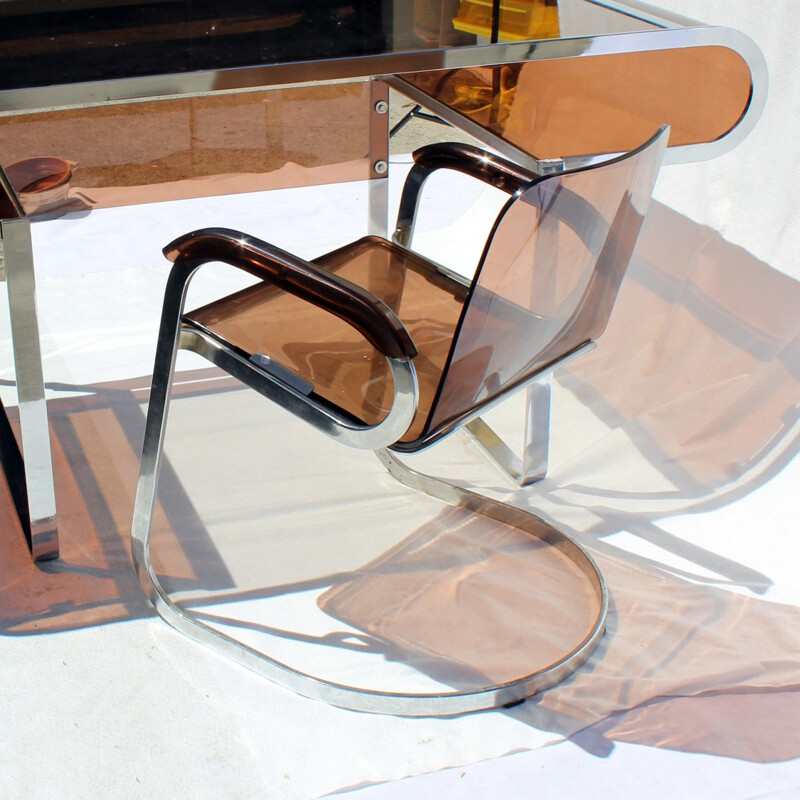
(187, 237, 468, 443)
(0, 82, 378, 214)
(428, 126, 668, 437)
(401, 46, 751, 157)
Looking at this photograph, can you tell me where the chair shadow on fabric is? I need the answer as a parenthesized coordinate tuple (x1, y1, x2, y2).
(494, 200, 800, 762)
(0, 200, 798, 759)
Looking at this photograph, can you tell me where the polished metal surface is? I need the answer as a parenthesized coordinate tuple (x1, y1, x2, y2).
(130, 270, 607, 714)
(0, 215, 58, 561)
(368, 80, 390, 238)
(467, 376, 552, 486)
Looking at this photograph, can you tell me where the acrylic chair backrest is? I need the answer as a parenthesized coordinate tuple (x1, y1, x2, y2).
(422, 125, 669, 443)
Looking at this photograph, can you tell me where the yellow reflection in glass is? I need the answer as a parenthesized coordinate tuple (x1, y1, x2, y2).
(453, 0, 560, 42)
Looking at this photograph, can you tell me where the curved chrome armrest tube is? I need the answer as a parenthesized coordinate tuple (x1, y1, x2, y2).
(394, 142, 536, 247)
(165, 227, 417, 361)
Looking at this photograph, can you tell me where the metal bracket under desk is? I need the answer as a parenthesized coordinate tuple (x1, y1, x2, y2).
(0, 171, 58, 562)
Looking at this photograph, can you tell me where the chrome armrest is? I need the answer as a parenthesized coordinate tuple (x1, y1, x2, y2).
(394, 142, 536, 247)
(164, 227, 418, 361)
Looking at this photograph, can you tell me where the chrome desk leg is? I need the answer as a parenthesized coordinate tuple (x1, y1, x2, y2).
(368, 79, 390, 238)
(466, 375, 551, 487)
(522, 377, 551, 483)
(0, 216, 58, 561)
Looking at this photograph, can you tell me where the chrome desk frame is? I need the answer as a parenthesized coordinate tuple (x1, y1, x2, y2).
(0, 167, 57, 561)
(0, 3, 767, 165)
(0, 5, 765, 572)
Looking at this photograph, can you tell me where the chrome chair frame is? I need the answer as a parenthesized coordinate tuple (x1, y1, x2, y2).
(129, 133, 669, 715)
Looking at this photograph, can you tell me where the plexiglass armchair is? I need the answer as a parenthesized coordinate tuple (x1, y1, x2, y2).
(131, 125, 669, 715)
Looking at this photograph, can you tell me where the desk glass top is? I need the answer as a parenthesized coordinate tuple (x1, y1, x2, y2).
(0, 0, 660, 97)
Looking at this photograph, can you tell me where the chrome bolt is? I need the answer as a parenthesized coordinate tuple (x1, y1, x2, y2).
(374, 100, 389, 114)
(373, 160, 388, 175)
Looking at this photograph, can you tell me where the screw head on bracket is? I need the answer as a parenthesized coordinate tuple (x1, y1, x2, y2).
(373, 160, 388, 175)
(374, 100, 389, 114)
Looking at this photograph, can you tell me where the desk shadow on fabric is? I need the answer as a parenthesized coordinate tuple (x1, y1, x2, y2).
(0, 371, 234, 635)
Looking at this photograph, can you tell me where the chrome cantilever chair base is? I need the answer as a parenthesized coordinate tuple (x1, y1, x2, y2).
(133, 482, 606, 715)
(131, 373, 608, 717)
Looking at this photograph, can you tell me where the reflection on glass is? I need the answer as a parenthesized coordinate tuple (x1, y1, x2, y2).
(453, 0, 560, 42)
(450, 64, 520, 127)
(3, 156, 73, 218)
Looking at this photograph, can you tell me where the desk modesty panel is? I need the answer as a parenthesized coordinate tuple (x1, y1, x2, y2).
(392, 41, 758, 166)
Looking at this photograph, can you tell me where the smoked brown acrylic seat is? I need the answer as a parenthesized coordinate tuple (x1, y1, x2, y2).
(131, 125, 669, 716)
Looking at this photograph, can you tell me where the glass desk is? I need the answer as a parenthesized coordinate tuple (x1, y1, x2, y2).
(0, 0, 766, 560)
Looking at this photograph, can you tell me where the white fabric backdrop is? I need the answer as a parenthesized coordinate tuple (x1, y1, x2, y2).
(651, 1, 799, 280)
(2, 4, 797, 799)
